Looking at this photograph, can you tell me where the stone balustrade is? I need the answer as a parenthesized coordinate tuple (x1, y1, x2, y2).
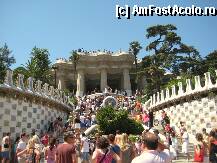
(149, 71, 217, 110)
(0, 69, 71, 110)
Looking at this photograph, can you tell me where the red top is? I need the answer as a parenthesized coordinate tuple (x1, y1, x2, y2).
(194, 143, 204, 162)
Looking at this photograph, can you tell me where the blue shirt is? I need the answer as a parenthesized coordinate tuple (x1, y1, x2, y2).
(110, 144, 120, 163)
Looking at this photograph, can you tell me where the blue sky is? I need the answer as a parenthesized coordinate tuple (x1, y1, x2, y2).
(0, 0, 217, 68)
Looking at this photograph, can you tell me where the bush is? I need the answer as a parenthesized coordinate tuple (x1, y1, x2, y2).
(96, 106, 144, 135)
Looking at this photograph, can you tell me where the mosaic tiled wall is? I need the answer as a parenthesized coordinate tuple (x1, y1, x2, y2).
(0, 96, 68, 140)
(155, 95, 217, 135)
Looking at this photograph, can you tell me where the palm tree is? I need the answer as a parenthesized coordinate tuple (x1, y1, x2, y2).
(69, 50, 80, 81)
(129, 41, 142, 88)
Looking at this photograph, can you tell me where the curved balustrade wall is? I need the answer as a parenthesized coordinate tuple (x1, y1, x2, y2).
(0, 70, 72, 139)
(148, 71, 217, 134)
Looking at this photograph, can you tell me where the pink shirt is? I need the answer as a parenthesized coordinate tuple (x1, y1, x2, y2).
(46, 146, 57, 161)
(92, 149, 113, 163)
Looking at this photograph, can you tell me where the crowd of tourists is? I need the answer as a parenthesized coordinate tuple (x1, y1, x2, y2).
(0, 91, 217, 163)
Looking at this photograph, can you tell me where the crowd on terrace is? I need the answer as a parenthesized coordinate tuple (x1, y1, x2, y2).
(0, 90, 217, 163)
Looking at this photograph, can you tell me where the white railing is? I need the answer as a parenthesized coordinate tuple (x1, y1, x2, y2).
(0, 69, 70, 107)
(149, 71, 217, 109)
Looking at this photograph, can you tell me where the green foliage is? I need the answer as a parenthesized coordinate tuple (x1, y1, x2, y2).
(204, 50, 217, 77)
(68, 96, 78, 106)
(69, 50, 80, 80)
(13, 47, 52, 84)
(96, 106, 143, 135)
(128, 135, 140, 143)
(129, 41, 142, 85)
(0, 43, 15, 83)
(140, 24, 204, 97)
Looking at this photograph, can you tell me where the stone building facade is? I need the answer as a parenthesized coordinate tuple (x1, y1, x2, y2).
(54, 51, 142, 96)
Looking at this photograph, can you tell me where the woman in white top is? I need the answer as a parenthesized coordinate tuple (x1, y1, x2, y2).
(181, 127, 190, 160)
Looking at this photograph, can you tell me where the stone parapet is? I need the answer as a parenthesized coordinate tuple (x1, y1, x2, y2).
(146, 71, 217, 136)
(0, 70, 72, 112)
(149, 71, 217, 110)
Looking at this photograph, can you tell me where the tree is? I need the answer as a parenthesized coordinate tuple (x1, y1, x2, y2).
(96, 106, 143, 135)
(0, 43, 15, 83)
(146, 24, 182, 70)
(69, 50, 80, 81)
(14, 47, 51, 84)
(173, 44, 202, 76)
(129, 41, 142, 87)
(203, 50, 217, 77)
(141, 24, 202, 97)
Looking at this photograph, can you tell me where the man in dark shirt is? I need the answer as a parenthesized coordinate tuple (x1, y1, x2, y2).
(56, 131, 77, 163)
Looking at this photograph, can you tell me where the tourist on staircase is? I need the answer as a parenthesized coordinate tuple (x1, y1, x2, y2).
(131, 132, 171, 163)
(194, 133, 205, 162)
(80, 133, 90, 163)
(44, 137, 57, 163)
(118, 133, 135, 163)
(92, 137, 121, 163)
(12, 136, 20, 163)
(1, 133, 11, 163)
(169, 132, 178, 160)
(209, 128, 217, 163)
(16, 133, 27, 163)
(17, 138, 40, 163)
(181, 127, 190, 161)
(56, 131, 77, 163)
(108, 134, 121, 163)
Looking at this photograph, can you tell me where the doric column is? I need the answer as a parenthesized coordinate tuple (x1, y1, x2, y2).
(76, 70, 85, 97)
(100, 69, 107, 92)
(123, 68, 132, 96)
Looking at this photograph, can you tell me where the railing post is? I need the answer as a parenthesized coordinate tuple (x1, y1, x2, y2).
(156, 92, 160, 104)
(153, 94, 156, 106)
(49, 86, 55, 97)
(166, 88, 170, 100)
(160, 90, 164, 102)
(171, 85, 176, 97)
(27, 77, 34, 92)
(17, 74, 25, 89)
(178, 82, 184, 95)
(43, 83, 49, 96)
(194, 76, 202, 91)
(186, 79, 192, 93)
(4, 69, 13, 87)
(204, 72, 213, 89)
(35, 80, 42, 93)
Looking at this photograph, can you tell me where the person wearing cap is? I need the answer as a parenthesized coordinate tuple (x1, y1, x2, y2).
(56, 131, 77, 163)
(131, 132, 171, 163)
(16, 133, 27, 163)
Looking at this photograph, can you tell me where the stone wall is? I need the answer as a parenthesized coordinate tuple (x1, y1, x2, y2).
(0, 96, 67, 139)
(147, 71, 217, 135)
(0, 70, 72, 139)
(154, 95, 217, 135)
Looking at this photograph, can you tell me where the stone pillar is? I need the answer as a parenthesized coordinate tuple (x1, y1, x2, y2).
(76, 70, 85, 97)
(123, 68, 132, 96)
(57, 75, 66, 90)
(100, 69, 107, 92)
